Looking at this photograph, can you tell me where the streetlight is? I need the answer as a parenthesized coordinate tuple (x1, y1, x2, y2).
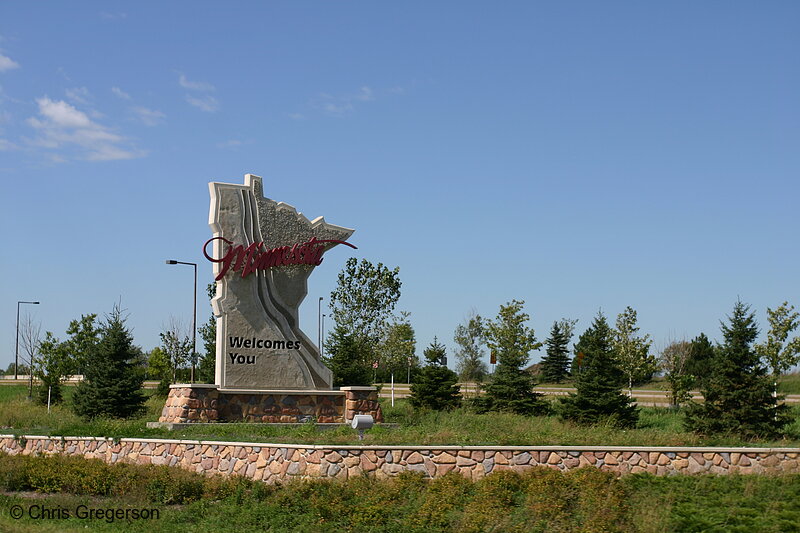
(165, 260, 197, 383)
(15, 300, 39, 380)
(318, 297, 323, 353)
(321, 314, 326, 358)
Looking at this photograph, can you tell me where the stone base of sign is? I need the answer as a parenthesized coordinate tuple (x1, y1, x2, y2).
(158, 385, 383, 425)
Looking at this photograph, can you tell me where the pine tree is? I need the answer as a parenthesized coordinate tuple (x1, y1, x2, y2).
(409, 338, 461, 411)
(684, 300, 789, 438)
(559, 312, 638, 428)
(324, 324, 372, 387)
(540, 321, 571, 383)
(685, 333, 715, 390)
(72, 306, 145, 419)
(480, 300, 548, 415)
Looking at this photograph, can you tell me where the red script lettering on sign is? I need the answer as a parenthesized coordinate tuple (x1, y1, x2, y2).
(203, 237, 357, 281)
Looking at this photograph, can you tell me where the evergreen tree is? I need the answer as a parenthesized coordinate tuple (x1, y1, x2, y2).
(540, 320, 571, 383)
(324, 324, 372, 387)
(410, 338, 461, 411)
(684, 300, 789, 438)
(559, 312, 638, 428)
(72, 305, 145, 419)
(685, 333, 715, 390)
(479, 300, 548, 415)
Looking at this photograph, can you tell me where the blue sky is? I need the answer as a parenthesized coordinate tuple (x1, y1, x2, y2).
(2, 2, 798, 372)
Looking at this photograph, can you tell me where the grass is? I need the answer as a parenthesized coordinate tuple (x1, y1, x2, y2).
(0, 453, 798, 532)
(1, 384, 799, 448)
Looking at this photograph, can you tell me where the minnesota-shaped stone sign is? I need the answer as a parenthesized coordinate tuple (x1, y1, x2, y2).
(205, 174, 354, 389)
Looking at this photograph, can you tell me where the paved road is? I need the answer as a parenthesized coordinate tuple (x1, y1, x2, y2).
(376, 383, 800, 406)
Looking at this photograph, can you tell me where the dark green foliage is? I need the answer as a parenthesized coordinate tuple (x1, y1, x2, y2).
(197, 282, 217, 384)
(480, 300, 549, 416)
(71, 306, 146, 419)
(324, 324, 372, 387)
(686, 333, 715, 389)
(540, 321, 571, 383)
(559, 312, 638, 428)
(36, 380, 62, 406)
(410, 338, 461, 411)
(684, 300, 790, 438)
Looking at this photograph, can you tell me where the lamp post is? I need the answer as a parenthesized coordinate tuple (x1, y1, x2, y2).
(165, 260, 197, 383)
(15, 300, 39, 380)
(318, 297, 323, 353)
(321, 314, 326, 358)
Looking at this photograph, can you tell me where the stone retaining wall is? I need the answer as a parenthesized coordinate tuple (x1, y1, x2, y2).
(1, 436, 798, 482)
(159, 385, 382, 424)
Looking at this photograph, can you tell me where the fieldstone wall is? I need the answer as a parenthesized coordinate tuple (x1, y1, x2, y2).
(1, 436, 798, 482)
(159, 385, 382, 424)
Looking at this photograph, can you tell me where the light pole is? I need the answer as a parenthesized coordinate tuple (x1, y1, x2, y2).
(321, 314, 326, 358)
(15, 300, 39, 380)
(166, 260, 197, 383)
(318, 297, 323, 353)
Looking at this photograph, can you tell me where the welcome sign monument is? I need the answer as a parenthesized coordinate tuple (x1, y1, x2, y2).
(158, 174, 382, 425)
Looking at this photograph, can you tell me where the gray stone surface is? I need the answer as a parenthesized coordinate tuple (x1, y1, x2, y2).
(208, 174, 354, 389)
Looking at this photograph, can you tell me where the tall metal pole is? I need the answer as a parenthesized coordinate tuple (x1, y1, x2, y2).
(15, 301, 39, 380)
(165, 260, 197, 383)
(191, 262, 197, 383)
(318, 297, 323, 353)
(321, 314, 326, 358)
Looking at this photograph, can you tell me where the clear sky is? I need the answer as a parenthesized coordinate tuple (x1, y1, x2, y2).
(1, 2, 798, 372)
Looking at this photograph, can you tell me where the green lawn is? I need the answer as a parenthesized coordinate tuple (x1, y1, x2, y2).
(1, 384, 799, 447)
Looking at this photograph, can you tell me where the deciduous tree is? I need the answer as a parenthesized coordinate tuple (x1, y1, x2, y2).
(453, 312, 488, 392)
(378, 313, 417, 383)
(480, 300, 548, 415)
(659, 340, 694, 408)
(35, 332, 72, 405)
(197, 283, 217, 384)
(327, 257, 402, 382)
(329, 257, 402, 344)
(65, 314, 99, 376)
(613, 306, 655, 395)
(160, 318, 192, 383)
(755, 301, 800, 399)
